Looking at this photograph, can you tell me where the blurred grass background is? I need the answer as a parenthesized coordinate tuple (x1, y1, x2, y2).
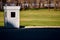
(0, 11, 4, 27)
(0, 9, 60, 27)
(20, 9, 60, 26)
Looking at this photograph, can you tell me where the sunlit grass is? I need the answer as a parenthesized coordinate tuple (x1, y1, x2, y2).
(20, 9, 60, 26)
(0, 9, 60, 27)
(0, 11, 4, 27)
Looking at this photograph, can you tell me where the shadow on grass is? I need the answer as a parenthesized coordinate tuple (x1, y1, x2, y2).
(0, 25, 25, 29)
(0, 27, 60, 40)
(0, 22, 60, 40)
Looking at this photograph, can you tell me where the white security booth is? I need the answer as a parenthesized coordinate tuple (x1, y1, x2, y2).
(4, 6, 20, 28)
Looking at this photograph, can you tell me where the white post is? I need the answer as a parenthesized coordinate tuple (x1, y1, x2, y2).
(4, 6, 20, 28)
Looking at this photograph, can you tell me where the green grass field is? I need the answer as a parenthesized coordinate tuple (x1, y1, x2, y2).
(0, 9, 60, 27)
(0, 11, 4, 27)
(20, 9, 60, 26)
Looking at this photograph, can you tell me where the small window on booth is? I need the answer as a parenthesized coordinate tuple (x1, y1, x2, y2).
(11, 12, 15, 17)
